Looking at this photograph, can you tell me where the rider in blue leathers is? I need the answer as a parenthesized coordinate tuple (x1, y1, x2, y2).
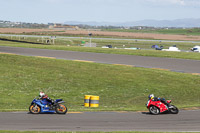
(39, 92, 54, 105)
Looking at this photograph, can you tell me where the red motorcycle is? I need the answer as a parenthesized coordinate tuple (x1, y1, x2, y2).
(146, 99, 179, 115)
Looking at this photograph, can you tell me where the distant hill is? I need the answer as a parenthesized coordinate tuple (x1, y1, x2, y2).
(64, 18, 200, 28)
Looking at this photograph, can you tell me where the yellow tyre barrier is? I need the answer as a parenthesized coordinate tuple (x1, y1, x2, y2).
(90, 96, 99, 107)
(84, 95, 92, 107)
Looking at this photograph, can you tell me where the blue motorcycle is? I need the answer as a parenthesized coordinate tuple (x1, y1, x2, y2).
(29, 97, 67, 114)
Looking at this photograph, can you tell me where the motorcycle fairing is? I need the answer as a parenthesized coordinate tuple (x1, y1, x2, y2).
(32, 99, 55, 113)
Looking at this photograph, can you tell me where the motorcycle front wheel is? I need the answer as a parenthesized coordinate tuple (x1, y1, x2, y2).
(149, 106, 160, 115)
(29, 104, 41, 114)
(56, 104, 67, 114)
(169, 105, 179, 114)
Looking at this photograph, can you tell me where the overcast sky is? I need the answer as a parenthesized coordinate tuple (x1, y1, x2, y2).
(1, 0, 200, 23)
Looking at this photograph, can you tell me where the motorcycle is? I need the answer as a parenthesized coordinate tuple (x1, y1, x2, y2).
(29, 97, 67, 114)
(146, 99, 179, 115)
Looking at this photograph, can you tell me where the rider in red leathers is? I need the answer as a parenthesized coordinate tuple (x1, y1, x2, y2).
(148, 94, 172, 108)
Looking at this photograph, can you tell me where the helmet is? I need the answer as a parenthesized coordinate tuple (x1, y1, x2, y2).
(148, 94, 154, 100)
(39, 92, 45, 98)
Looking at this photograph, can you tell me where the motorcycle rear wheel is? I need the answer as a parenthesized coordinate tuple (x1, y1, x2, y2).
(29, 104, 41, 114)
(169, 105, 179, 114)
(56, 104, 67, 114)
(149, 106, 160, 115)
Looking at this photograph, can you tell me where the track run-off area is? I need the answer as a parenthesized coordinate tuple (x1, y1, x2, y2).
(0, 46, 200, 132)
(0, 46, 200, 74)
(0, 110, 200, 132)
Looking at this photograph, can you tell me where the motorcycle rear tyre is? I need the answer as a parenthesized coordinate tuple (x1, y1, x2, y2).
(169, 105, 179, 114)
(29, 104, 41, 114)
(149, 106, 160, 115)
(56, 104, 67, 114)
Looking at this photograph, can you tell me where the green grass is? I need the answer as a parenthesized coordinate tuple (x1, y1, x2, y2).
(0, 131, 199, 133)
(103, 28, 200, 36)
(0, 54, 200, 111)
(0, 40, 200, 60)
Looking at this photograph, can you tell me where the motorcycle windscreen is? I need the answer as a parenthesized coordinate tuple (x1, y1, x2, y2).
(55, 99, 62, 103)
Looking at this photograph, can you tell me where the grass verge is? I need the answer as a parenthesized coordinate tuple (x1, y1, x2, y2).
(0, 54, 200, 111)
(0, 40, 200, 60)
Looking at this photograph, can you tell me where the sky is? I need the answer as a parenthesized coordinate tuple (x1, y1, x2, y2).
(0, 0, 200, 24)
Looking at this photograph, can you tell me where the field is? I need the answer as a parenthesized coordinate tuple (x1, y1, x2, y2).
(0, 54, 200, 112)
(1, 28, 200, 41)
(104, 28, 200, 36)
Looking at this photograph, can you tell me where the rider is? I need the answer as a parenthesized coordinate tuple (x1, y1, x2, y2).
(148, 94, 172, 108)
(39, 92, 54, 105)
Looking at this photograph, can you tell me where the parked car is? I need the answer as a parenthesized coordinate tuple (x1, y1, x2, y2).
(152, 45, 163, 50)
(191, 46, 200, 52)
(162, 46, 180, 52)
(102, 45, 112, 48)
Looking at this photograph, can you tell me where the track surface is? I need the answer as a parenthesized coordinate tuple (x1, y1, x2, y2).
(0, 46, 200, 73)
(0, 110, 200, 132)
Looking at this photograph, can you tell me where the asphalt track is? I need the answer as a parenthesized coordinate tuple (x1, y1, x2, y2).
(0, 110, 200, 132)
(0, 46, 200, 74)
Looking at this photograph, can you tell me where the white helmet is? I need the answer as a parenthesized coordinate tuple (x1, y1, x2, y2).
(148, 94, 154, 99)
(39, 92, 45, 98)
